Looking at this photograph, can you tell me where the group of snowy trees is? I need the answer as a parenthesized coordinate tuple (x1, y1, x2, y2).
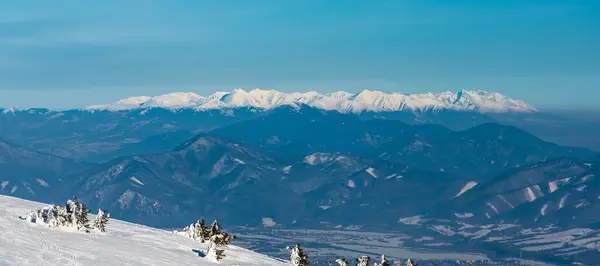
(339, 255, 417, 266)
(288, 244, 310, 266)
(20, 197, 110, 233)
(290, 244, 418, 266)
(179, 217, 237, 261)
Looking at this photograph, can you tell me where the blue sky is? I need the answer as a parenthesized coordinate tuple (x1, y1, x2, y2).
(0, 0, 598, 109)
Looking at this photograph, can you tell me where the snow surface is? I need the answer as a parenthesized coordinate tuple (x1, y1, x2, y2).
(85, 89, 536, 113)
(454, 181, 478, 198)
(0, 195, 286, 266)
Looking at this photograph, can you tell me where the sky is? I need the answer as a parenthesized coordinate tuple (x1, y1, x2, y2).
(0, 0, 599, 109)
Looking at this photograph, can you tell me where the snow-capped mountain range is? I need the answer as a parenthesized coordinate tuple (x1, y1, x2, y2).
(85, 89, 536, 113)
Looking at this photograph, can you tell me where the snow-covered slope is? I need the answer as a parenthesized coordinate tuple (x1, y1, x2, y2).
(86, 89, 536, 113)
(0, 195, 286, 266)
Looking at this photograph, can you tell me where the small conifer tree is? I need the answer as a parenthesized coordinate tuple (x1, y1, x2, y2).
(288, 244, 310, 266)
(357, 255, 371, 266)
(94, 209, 110, 232)
(206, 234, 226, 261)
(195, 217, 209, 242)
(66, 197, 90, 231)
(209, 219, 222, 237)
(335, 258, 349, 266)
(375, 255, 390, 266)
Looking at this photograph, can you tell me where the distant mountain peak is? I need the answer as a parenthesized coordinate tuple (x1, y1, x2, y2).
(83, 88, 536, 113)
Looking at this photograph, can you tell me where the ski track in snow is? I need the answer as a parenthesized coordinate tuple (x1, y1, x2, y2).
(0, 195, 286, 266)
(454, 181, 478, 198)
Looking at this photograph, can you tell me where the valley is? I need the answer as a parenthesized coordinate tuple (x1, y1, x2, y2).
(1, 90, 599, 265)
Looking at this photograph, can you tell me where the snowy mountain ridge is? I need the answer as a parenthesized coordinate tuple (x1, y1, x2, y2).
(84, 88, 536, 113)
(0, 195, 286, 266)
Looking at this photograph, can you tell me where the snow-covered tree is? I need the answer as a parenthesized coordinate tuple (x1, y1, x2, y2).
(66, 197, 90, 231)
(209, 219, 222, 237)
(208, 219, 235, 245)
(288, 244, 310, 266)
(357, 255, 371, 266)
(195, 217, 209, 242)
(20, 197, 100, 233)
(93, 209, 110, 232)
(179, 217, 236, 245)
(335, 258, 349, 266)
(47, 205, 69, 227)
(206, 237, 226, 262)
(406, 259, 418, 266)
(375, 255, 390, 266)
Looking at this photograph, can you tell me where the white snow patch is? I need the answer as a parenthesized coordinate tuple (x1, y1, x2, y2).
(365, 167, 377, 178)
(233, 158, 246, 165)
(548, 181, 558, 193)
(35, 178, 49, 187)
(485, 236, 513, 242)
(540, 204, 548, 216)
(384, 174, 397, 179)
(524, 185, 543, 202)
(302, 152, 338, 166)
(459, 229, 491, 239)
(454, 212, 474, 218)
(424, 242, 452, 247)
(430, 225, 456, 236)
(497, 195, 515, 209)
(559, 194, 569, 209)
(548, 177, 572, 193)
(493, 224, 518, 231)
(414, 236, 434, 242)
(0, 195, 285, 265)
(486, 202, 500, 214)
(521, 242, 566, 252)
(454, 181, 478, 198)
(282, 165, 292, 174)
(398, 216, 422, 225)
(347, 180, 356, 188)
(262, 217, 277, 227)
(580, 174, 594, 182)
(129, 177, 144, 186)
